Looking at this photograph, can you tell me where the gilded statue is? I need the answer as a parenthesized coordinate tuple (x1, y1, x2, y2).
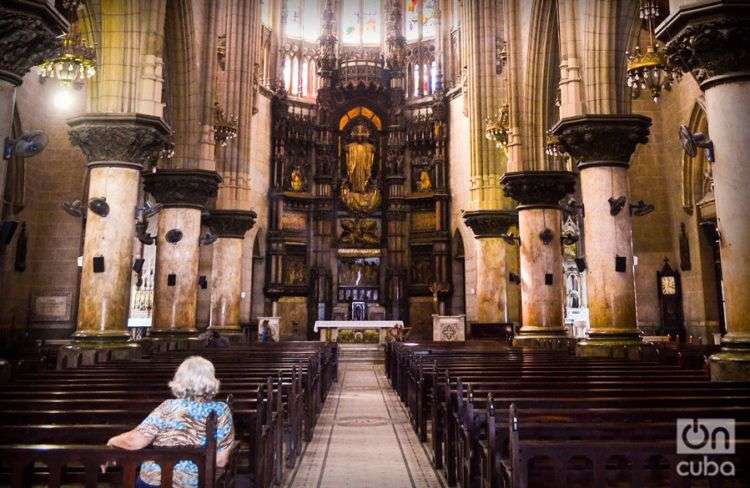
(341, 123, 381, 213)
(290, 167, 304, 192)
(417, 169, 432, 191)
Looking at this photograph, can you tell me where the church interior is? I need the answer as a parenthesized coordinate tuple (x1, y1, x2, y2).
(1, 0, 749, 486)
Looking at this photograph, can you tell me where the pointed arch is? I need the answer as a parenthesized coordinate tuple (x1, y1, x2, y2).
(681, 98, 710, 215)
(523, 0, 560, 170)
(164, 0, 200, 168)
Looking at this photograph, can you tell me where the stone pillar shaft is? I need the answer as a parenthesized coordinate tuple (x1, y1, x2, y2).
(552, 115, 651, 356)
(210, 238, 244, 331)
(143, 169, 221, 335)
(463, 210, 520, 324)
(205, 209, 256, 333)
(519, 208, 564, 330)
(153, 208, 202, 332)
(76, 165, 141, 339)
(580, 166, 637, 332)
(657, 1, 750, 380)
(501, 171, 577, 345)
(67, 114, 170, 346)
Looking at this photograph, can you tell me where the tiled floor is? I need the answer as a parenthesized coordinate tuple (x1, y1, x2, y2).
(285, 363, 444, 488)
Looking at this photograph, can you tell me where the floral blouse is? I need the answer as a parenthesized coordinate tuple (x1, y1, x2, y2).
(135, 399, 234, 488)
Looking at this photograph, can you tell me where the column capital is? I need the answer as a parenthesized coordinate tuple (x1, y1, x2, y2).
(68, 114, 171, 170)
(656, 1, 750, 90)
(550, 114, 651, 169)
(143, 169, 222, 209)
(205, 209, 257, 239)
(500, 171, 577, 210)
(463, 209, 518, 238)
(0, 1, 68, 86)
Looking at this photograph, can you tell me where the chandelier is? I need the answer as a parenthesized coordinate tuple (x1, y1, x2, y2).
(39, 2, 96, 86)
(484, 104, 510, 150)
(213, 103, 239, 147)
(626, 0, 681, 103)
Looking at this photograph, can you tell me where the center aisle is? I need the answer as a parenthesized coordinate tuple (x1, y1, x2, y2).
(285, 362, 444, 488)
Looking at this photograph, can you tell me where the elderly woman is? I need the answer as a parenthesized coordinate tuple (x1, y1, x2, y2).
(106, 356, 234, 488)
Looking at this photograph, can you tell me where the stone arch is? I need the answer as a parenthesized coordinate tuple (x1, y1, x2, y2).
(583, 0, 639, 114)
(681, 98, 710, 215)
(523, 0, 560, 170)
(164, 0, 202, 169)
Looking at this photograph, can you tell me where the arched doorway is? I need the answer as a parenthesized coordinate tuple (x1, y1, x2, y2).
(682, 101, 725, 337)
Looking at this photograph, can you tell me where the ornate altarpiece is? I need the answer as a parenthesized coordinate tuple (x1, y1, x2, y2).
(265, 32, 451, 339)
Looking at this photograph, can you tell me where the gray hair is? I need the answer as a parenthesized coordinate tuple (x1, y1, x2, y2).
(168, 356, 221, 401)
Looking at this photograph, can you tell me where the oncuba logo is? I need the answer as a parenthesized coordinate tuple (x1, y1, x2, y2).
(676, 419, 735, 477)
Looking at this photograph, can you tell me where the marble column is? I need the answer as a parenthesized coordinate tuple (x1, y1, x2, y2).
(551, 115, 651, 358)
(62, 114, 170, 362)
(658, 1, 750, 380)
(501, 171, 577, 348)
(142, 170, 221, 338)
(0, 1, 67, 210)
(463, 210, 520, 324)
(205, 209, 256, 336)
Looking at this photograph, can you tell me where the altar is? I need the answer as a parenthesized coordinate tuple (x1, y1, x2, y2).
(314, 320, 404, 344)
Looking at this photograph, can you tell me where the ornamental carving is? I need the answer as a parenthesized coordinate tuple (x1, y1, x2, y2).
(550, 115, 651, 169)
(659, 7, 750, 88)
(501, 171, 577, 208)
(205, 210, 257, 239)
(463, 210, 518, 238)
(0, 5, 66, 85)
(142, 170, 221, 209)
(340, 219, 379, 246)
(68, 115, 171, 168)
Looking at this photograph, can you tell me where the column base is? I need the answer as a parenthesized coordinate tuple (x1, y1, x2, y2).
(709, 335, 750, 382)
(57, 338, 141, 369)
(207, 328, 245, 344)
(575, 331, 645, 360)
(513, 327, 574, 351)
(143, 330, 199, 354)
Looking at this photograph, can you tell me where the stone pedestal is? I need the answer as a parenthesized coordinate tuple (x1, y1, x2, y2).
(658, 1, 750, 380)
(143, 169, 221, 343)
(463, 210, 520, 324)
(64, 114, 170, 365)
(205, 209, 256, 336)
(432, 314, 466, 342)
(552, 115, 651, 358)
(501, 171, 577, 350)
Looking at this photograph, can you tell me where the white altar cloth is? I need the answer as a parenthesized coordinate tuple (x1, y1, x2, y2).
(313, 320, 404, 332)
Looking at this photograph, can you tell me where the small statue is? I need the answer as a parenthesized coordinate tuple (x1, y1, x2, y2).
(290, 167, 304, 192)
(417, 169, 433, 192)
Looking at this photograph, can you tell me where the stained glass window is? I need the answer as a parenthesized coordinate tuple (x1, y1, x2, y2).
(405, 0, 419, 41)
(285, 0, 321, 42)
(405, 0, 437, 41)
(362, 0, 381, 44)
(302, 0, 321, 42)
(286, 0, 303, 38)
(341, 0, 382, 45)
(283, 55, 292, 92)
(422, 0, 437, 38)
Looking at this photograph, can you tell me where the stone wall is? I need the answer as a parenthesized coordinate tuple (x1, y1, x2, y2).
(242, 91, 272, 325)
(0, 73, 87, 339)
(631, 74, 722, 342)
(447, 92, 478, 321)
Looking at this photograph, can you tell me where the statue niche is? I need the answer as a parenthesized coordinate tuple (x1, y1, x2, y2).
(341, 123, 381, 214)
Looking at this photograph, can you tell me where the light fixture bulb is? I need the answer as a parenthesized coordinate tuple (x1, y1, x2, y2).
(52, 88, 75, 111)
